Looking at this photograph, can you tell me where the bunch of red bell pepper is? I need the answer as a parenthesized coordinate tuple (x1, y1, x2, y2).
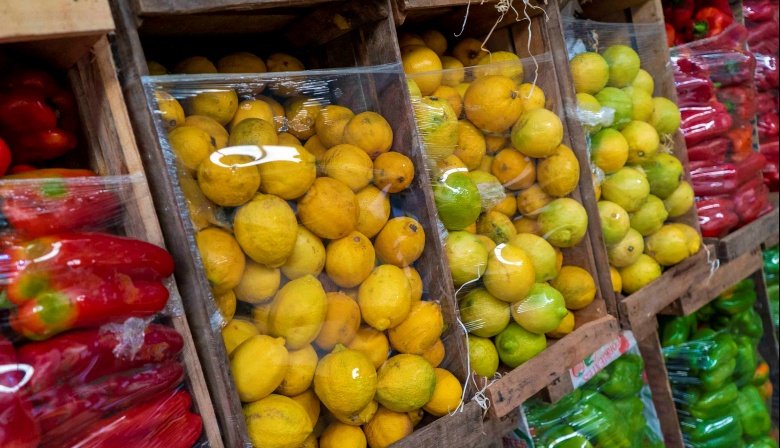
(0, 69, 78, 171)
(664, 0, 735, 46)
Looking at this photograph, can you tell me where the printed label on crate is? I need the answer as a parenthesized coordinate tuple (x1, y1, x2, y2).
(569, 331, 636, 389)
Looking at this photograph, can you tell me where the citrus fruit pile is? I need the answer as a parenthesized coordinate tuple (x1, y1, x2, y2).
(154, 62, 463, 448)
(400, 31, 597, 377)
(569, 45, 702, 296)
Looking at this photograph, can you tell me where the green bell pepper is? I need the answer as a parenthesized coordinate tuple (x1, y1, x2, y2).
(733, 335, 758, 388)
(735, 385, 771, 440)
(713, 288, 757, 315)
(600, 354, 643, 399)
(693, 327, 718, 340)
(540, 424, 594, 448)
(706, 332, 738, 369)
(701, 357, 736, 391)
(659, 315, 695, 347)
(763, 245, 778, 279)
(745, 436, 778, 448)
(690, 426, 744, 448)
(524, 390, 582, 437)
(577, 392, 631, 448)
(684, 413, 743, 445)
(687, 383, 740, 421)
(612, 397, 646, 433)
(697, 302, 717, 322)
(730, 307, 764, 340)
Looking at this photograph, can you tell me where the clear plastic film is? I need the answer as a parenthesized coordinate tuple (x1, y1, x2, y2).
(524, 348, 664, 448)
(670, 23, 773, 237)
(561, 16, 703, 295)
(0, 171, 205, 445)
(406, 52, 599, 377)
(143, 64, 466, 447)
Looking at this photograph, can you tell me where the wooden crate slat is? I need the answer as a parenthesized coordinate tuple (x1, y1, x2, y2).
(708, 207, 780, 261)
(0, 0, 114, 44)
(134, 0, 337, 15)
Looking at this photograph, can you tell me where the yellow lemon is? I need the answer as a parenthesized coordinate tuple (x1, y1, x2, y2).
(147, 60, 168, 75)
(376, 354, 436, 413)
(423, 368, 463, 417)
(409, 408, 425, 427)
(298, 177, 360, 240)
(440, 56, 466, 87)
(298, 434, 317, 448)
(608, 227, 645, 268)
(414, 96, 458, 159)
(388, 301, 444, 355)
(231, 335, 289, 402)
(452, 38, 488, 67)
(315, 105, 355, 148)
(269, 275, 328, 350)
(402, 266, 423, 302)
(610, 266, 622, 293)
(325, 231, 376, 288)
(591, 128, 629, 174)
(621, 120, 660, 165)
(277, 132, 301, 146)
(550, 266, 596, 310)
(516, 183, 552, 217)
(235, 258, 281, 304)
(222, 318, 259, 355)
(214, 289, 237, 324)
(332, 400, 379, 427)
(454, 120, 487, 170)
(459, 287, 511, 337)
(454, 82, 470, 102)
(322, 144, 374, 192)
(348, 326, 391, 370)
(422, 338, 445, 368)
(483, 243, 536, 303)
(513, 216, 542, 235)
(546, 310, 575, 339)
(185, 115, 228, 149)
(315, 291, 362, 351)
(229, 100, 275, 130)
(243, 394, 312, 448)
(645, 225, 690, 266)
(477, 234, 498, 253)
(342, 111, 394, 160)
(290, 388, 321, 427)
(315, 345, 377, 415)
(285, 96, 322, 141)
(355, 186, 391, 238)
(421, 29, 448, 55)
(373, 152, 415, 193)
(197, 153, 260, 207)
(492, 148, 536, 190)
(258, 95, 287, 132)
(435, 154, 468, 179)
(484, 133, 507, 155)
(517, 83, 546, 111)
(401, 45, 443, 95)
(663, 181, 695, 218)
(445, 231, 489, 287)
(667, 223, 701, 256)
(577, 92, 604, 135)
(364, 406, 413, 448)
(217, 52, 267, 74)
(374, 217, 426, 267)
(277, 344, 319, 397)
(168, 125, 217, 174)
(474, 51, 523, 83)
(155, 91, 185, 132)
(234, 193, 298, 268)
(358, 265, 413, 331)
(190, 89, 239, 125)
(304, 135, 330, 163)
(267, 53, 307, 98)
(623, 86, 654, 122)
(253, 301, 273, 334)
(398, 33, 426, 48)
(174, 56, 217, 74)
(537, 198, 589, 248)
(320, 422, 367, 448)
(476, 211, 517, 244)
(569, 52, 609, 94)
(537, 144, 581, 198)
(432, 85, 463, 117)
(229, 117, 279, 147)
(511, 108, 564, 158)
(619, 254, 662, 295)
(509, 233, 559, 282)
(196, 227, 246, 294)
(464, 75, 524, 133)
(492, 192, 518, 217)
(468, 334, 499, 378)
(407, 78, 423, 99)
(282, 226, 326, 281)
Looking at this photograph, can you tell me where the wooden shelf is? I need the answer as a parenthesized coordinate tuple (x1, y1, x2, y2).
(706, 207, 780, 262)
(132, 0, 337, 15)
(0, 0, 113, 44)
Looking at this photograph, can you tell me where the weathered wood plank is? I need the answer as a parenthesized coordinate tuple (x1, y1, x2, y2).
(708, 207, 780, 261)
(0, 0, 114, 44)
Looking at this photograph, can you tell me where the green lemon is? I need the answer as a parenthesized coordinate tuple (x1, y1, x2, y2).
(601, 167, 650, 213)
(433, 172, 481, 231)
(536, 198, 589, 248)
(595, 87, 634, 131)
(603, 45, 641, 88)
(509, 233, 559, 282)
(622, 86, 654, 122)
(598, 200, 630, 245)
(619, 254, 662, 295)
(642, 153, 683, 199)
(510, 283, 568, 334)
(607, 228, 644, 268)
(648, 97, 681, 137)
(467, 335, 500, 378)
(460, 288, 511, 338)
(629, 195, 669, 237)
(494, 322, 547, 368)
(663, 181, 695, 218)
(445, 231, 489, 287)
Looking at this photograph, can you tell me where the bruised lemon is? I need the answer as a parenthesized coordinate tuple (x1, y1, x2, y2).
(476, 210, 517, 245)
(168, 125, 216, 174)
(358, 265, 412, 331)
(155, 91, 185, 132)
(231, 335, 288, 402)
(348, 325, 391, 370)
(516, 183, 553, 218)
(269, 275, 328, 349)
(315, 345, 377, 415)
(276, 344, 318, 396)
(343, 111, 394, 160)
(235, 194, 298, 268)
(243, 394, 312, 448)
(355, 186, 391, 238)
(322, 144, 374, 192)
(285, 96, 322, 140)
(325, 231, 376, 288)
(373, 152, 415, 193)
(454, 120, 487, 170)
(492, 148, 536, 190)
(537, 144, 581, 198)
(513, 216, 542, 236)
(315, 291, 362, 351)
(185, 115, 228, 149)
(197, 228, 246, 294)
(197, 153, 260, 207)
(230, 99, 274, 130)
(234, 259, 281, 304)
(281, 226, 326, 281)
(376, 354, 436, 412)
(402, 45, 443, 95)
(229, 117, 279, 147)
(190, 89, 239, 125)
(464, 75, 524, 133)
(298, 177, 359, 240)
(375, 217, 426, 267)
(388, 301, 444, 355)
(452, 38, 488, 67)
(315, 105, 355, 148)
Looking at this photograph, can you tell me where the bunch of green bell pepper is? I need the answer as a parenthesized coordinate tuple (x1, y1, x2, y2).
(763, 244, 779, 328)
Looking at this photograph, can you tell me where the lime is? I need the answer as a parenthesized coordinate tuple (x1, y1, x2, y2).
(619, 254, 662, 294)
(645, 225, 690, 266)
(537, 198, 588, 248)
(494, 322, 547, 368)
(509, 233, 559, 282)
(467, 335, 499, 378)
(510, 283, 568, 334)
(608, 227, 644, 268)
(621, 120, 660, 165)
(434, 172, 481, 231)
(663, 181, 694, 218)
(648, 97, 681, 136)
(629, 195, 668, 236)
(460, 288, 511, 338)
(445, 231, 489, 287)
(595, 87, 634, 130)
(603, 45, 641, 88)
(570, 52, 609, 95)
(642, 153, 683, 199)
(601, 167, 650, 213)
(598, 200, 630, 245)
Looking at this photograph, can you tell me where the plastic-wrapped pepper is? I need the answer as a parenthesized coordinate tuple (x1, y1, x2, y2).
(697, 197, 740, 238)
(735, 153, 768, 187)
(612, 396, 646, 432)
(757, 92, 777, 115)
(735, 385, 771, 439)
(745, 437, 780, 448)
(744, 0, 779, 22)
(687, 137, 730, 162)
(538, 424, 593, 448)
(666, 23, 676, 47)
(660, 315, 696, 347)
(687, 7, 735, 40)
(600, 354, 644, 399)
(713, 285, 756, 315)
(758, 112, 779, 140)
(763, 245, 779, 278)
(524, 388, 582, 436)
(697, 302, 717, 322)
(730, 306, 764, 339)
(748, 21, 780, 49)
(753, 361, 770, 386)
(733, 176, 770, 224)
(716, 85, 757, 123)
(708, 51, 757, 87)
(727, 125, 755, 162)
(691, 161, 739, 196)
(733, 335, 758, 388)
(681, 101, 734, 146)
(674, 73, 716, 106)
(687, 383, 740, 420)
(683, 413, 743, 446)
(0, 335, 41, 448)
(695, 0, 734, 17)
(754, 55, 778, 92)
(572, 392, 632, 448)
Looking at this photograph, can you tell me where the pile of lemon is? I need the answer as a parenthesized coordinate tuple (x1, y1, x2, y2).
(569, 46, 701, 296)
(153, 52, 463, 448)
(399, 31, 597, 379)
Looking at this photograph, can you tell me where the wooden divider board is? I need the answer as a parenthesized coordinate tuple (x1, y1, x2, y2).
(133, 0, 336, 15)
(0, 0, 114, 44)
(709, 207, 780, 261)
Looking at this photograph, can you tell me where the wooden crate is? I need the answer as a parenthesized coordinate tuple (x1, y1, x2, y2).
(0, 0, 113, 46)
(708, 207, 780, 262)
(391, 0, 620, 420)
(110, 1, 472, 446)
(0, 31, 222, 448)
(132, 0, 337, 15)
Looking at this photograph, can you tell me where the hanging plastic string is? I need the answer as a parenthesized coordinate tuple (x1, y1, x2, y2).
(704, 244, 720, 278)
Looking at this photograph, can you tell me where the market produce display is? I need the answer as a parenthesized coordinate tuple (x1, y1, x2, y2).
(147, 66, 464, 448)
(565, 18, 702, 295)
(661, 277, 775, 447)
(669, 23, 773, 237)
(524, 350, 665, 448)
(400, 30, 598, 375)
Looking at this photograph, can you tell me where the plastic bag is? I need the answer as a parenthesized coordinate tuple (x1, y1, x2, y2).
(561, 17, 702, 296)
(0, 171, 205, 446)
(144, 65, 466, 448)
(524, 348, 664, 448)
(671, 23, 773, 237)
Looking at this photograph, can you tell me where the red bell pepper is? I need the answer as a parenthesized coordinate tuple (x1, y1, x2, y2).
(687, 137, 730, 162)
(0, 335, 41, 448)
(748, 21, 780, 48)
(691, 159, 740, 196)
(2, 233, 175, 305)
(674, 73, 715, 105)
(697, 197, 740, 237)
(667, 23, 677, 47)
(53, 390, 202, 448)
(755, 55, 779, 92)
(688, 7, 735, 41)
(664, 0, 696, 31)
(727, 125, 756, 162)
(0, 87, 58, 132)
(17, 323, 183, 394)
(735, 152, 768, 186)
(6, 165, 37, 175)
(30, 360, 184, 438)
(751, 39, 780, 57)
(744, 0, 779, 22)
(1, 69, 58, 96)
(695, 0, 734, 17)
(757, 92, 777, 115)
(0, 169, 121, 239)
(716, 85, 757, 123)
(9, 271, 170, 340)
(681, 101, 734, 146)
(758, 112, 780, 140)
(0, 137, 10, 177)
(734, 175, 770, 223)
